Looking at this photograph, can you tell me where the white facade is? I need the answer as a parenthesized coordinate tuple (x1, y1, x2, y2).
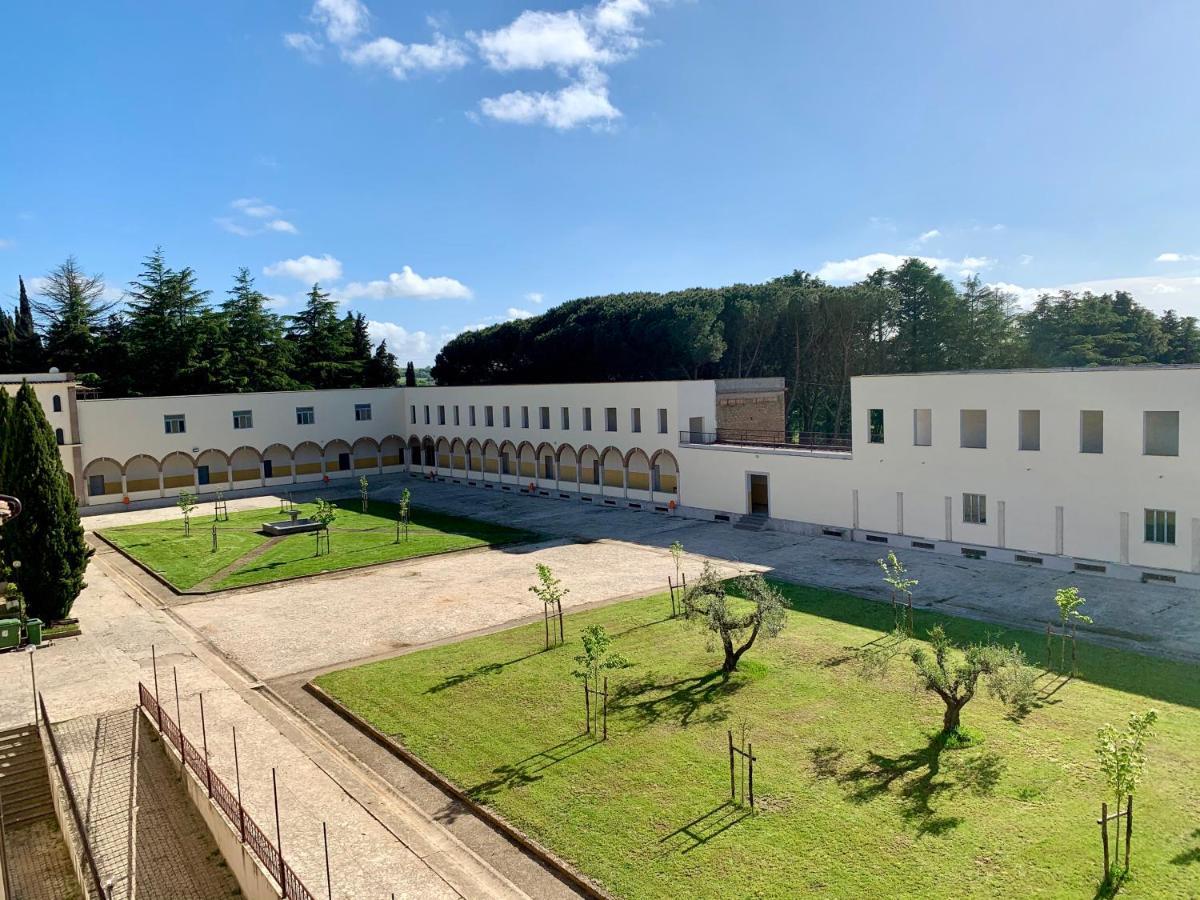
(5, 365, 1197, 586)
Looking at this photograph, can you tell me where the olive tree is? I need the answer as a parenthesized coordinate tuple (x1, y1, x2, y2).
(910, 626, 1007, 735)
(680, 563, 786, 674)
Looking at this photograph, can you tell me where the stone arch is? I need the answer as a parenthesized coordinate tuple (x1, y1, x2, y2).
(435, 437, 452, 469)
(352, 436, 381, 472)
(293, 441, 323, 479)
(406, 435, 422, 466)
(83, 457, 123, 498)
(262, 443, 293, 480)
(578, 444, 600, 486)
(381, 434, 404, 468)
(650, 448, 679, 494)
(195, 449, 230, 489)
(323, 438, 353, 474)
(499, 440, 518, 477)
(517, 441, 537, 479)
(466, 438, 483, 472)
(230, 445, 263, 483)
(482, 439, 500, 475)
(124, 454, 160, 494)
(161, 451, 196, 491)
(556, 443, 579, 485)
(421, 436, 436, 468)
(600, 446, 625, 490)
(624, 447, 652, 492)
(535, 442, 557, 480)
(450, 438, 467, 471)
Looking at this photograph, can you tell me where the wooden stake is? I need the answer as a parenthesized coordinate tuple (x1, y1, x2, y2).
(200, 692, 211, 797)
(602, 677, 608, 741)
(152, 645, 162, 728)
(273, 768, 285, 897)
(1100, 801, 1110, 881)
(748, 742, 754, 809)
(233, 726, 245, 842)
(728, 730, 735, 799)
(1125, 796, 1132, 871)
(584, 677, 590, 734)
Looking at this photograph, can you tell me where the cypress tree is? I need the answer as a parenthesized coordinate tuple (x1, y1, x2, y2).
(405, 361, 417, 387)
(13, 278, 44, 372)
(1, 382, 92, 621)
(365, 339, 401, 387)
(0, 309, 15, 372)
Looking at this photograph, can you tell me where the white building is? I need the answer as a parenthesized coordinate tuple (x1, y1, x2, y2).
(3, 365, 1196, 587)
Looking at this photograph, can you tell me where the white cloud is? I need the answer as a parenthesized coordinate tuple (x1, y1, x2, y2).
(339, 265, 472, 301)
(366, 320, 436, 362)
(284, 32, 323, 61)
(266, 219, 299, 234)
(219, 199, 298, 236)
(988, 275, 1200, 315)
(263, 254, 343, 283)
(312, 0, 369, 45)
(816, 252, 995, 283)
(506, 307, 535, 319)
(345, 33, 469, 78)
(474, 10, 605, 71)
(1018, 254, 1034, 266)
(232, 198, 279, 218)
(984, 281, 1051, 306)
(214, 217, 255, 237)
(1155, 252, 1200, 262)
(480, 67, 620, 129)
(264, 294, 290, 310)
(0, 239, 12, 250)
(525, 292, 544, 304)
(917, 229, 940, 243)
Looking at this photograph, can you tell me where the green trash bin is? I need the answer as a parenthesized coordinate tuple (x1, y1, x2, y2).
(25, 618, 43, 646)
(0, 618, 20, 651)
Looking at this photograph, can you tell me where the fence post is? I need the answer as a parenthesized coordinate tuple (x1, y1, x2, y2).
(584, 676, 590, 734)
(273, 768, 284, 900)
(1100, 802, 1109, 881)
(1045, 623, 1052, 670)
(200, 692, 212, 797)
(233, 726, 245, 842)
(1125, 796, 1133, 871)
(323, 821, 332, 900)
(602, 677, 608, 741)
(152, 644, 162, 728)
(748, 743, 754, 809)
(728, 730, 735, 800)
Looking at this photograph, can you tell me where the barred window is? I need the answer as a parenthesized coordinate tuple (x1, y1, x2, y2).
(963, 493, 986, 525)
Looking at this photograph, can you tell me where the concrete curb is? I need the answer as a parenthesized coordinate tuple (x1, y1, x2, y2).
(302, 681, 612, 900)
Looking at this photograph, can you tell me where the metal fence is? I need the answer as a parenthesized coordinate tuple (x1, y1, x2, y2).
(137, 683, 316, 900)
(679, 429, 852, 452)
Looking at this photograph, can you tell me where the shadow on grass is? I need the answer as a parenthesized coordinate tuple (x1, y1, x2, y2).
(611, 669, 747, 729)
(467, 733, 599, 802)
(825, 732, 1005, 838)
(1172, 829, 1200, 866)
(658, 801, 751, 855)
(425, 650, 545, 694)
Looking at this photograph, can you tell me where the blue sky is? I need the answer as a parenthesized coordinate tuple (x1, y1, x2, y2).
(3, 0, 1200, 364)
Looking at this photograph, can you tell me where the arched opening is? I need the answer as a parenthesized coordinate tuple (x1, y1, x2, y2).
(294, 441, 323, 481)
(578, 445, 600, 489)
(650, 449, 679, 495)
(450, 438, 467, 472)
(83, 458, 122, 498)
(323, 439, 353, 475)
(195, 449, 230, 490)
(499, 441, 517, 477)
(124, 454, 160, 495)
(625, 448, 651, 493)
(381, 435, 404, 469)
(601, 447, 625, 490)
(422, 437, 436, 468)
(161, 451, 196, 493)
(55, 427, 64, 445)
(557, 444, 579, 486)
(435, 437, 452, 470)
(262, 443, 293, 481)
(407, 436, 422, 467)
(466, 439, 483, 473)
(517, 442, 537, 480)
(52, 395, 62, 413)
(230, 446, 263, 483)
(483, 440, 500, 475)
(536, 442, 557, 481)
(352, 437, 381, 471)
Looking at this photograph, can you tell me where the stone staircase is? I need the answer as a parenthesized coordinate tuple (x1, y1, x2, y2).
(733, 513, 769, 532)
(0, 724, 53, 827)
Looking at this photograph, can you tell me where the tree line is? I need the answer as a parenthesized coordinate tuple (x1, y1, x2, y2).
(0, 250, 406, 396)
(432, 259, 1200, 434)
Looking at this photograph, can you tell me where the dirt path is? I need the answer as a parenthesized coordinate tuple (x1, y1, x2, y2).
(190, 535, 285, 593)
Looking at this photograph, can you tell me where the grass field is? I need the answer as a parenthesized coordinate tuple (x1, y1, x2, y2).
(101, 498, 537, 591)
(316, 582, 1200, 899)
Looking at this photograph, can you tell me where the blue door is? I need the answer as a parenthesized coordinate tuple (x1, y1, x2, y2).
(338, 452, 351, 471)
(263, 459, 273, 479)
(197, 465, 210, 485)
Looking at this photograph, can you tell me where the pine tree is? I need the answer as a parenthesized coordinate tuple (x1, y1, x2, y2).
(93, 314, 135, 396)
(349, 312, 373, 386)
(220, 268, 295, 392)
(34, 257, 115, 376)
(1, 382, 92, 621)
(125, 248, 211, 395)
(405, 360, 417, 387)
(365, 339, 402, 386)
(13, 277, 44, 372)
(287, 283, 354, 389)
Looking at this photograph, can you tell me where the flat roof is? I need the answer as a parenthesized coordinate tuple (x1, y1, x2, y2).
(856, 364, 1200, 378)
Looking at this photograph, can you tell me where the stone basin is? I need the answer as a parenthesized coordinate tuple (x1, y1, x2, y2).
(261, 518, 323, 536)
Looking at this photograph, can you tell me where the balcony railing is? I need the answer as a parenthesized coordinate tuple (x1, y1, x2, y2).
(680, 429, 852, 452)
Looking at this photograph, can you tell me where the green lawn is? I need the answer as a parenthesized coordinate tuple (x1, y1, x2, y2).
(101, 499, 537, 591)
(316, 583, 1200, 899)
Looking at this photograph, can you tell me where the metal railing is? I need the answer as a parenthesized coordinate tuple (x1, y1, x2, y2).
(680, 429, 852, 452)
(138, 683, 315, 900)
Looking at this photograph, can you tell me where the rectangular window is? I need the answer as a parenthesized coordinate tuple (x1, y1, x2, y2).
(583, 407, 592, 431)
(658, 408, 668, 434)
(437, 405, 445, 426)
(960, 409, 987, 449)
(605, 407, 617, 432)
(561, 407, 570, 429)
(410, 405, 416, 424)
(424, 405, 430, 425)
(453, 405, 460, 427)
(503, 406, 511, 428)
(485, 405, 494, 427)
(540, 406, 550, 429)
(913, 409, 931, 446)
(1080, 410, 1103, 454)
(1143, 411, 1179, 457)
(631, 408, 642, 433)
(963, 493, 987, 525)
(521, 406, 530, 429)
(1018, 409, 1040, 451)
(164, 414, 186, 435)
(355, 403, 373, 422)
(868, 408, 885, 444)
(1144, 508, 1176, 544)
(469, 405, 476, 427)
(232, 410, 253, 429)
(296, 406, 315, 425)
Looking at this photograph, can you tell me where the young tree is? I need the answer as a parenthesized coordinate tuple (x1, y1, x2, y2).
(571, 624, 628, 684)
(878, 551, 918, 634)
(34, 257, 115, 376)
(13, 277, 44, 371)
(669, 540, 684, 584)
(312, 497, 337, 555)
(1095, 709, 1158, 874)
(0, 383, 91, 622)
(529, 563, 567, 648)
(396, 487, 411, 542)
(909, 625, 1006, 735)
(1054, 586, 1092, 673)
(359, 475, 369, 513)
(680, 563, 786, 674)
(177, 490, 198, 536)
